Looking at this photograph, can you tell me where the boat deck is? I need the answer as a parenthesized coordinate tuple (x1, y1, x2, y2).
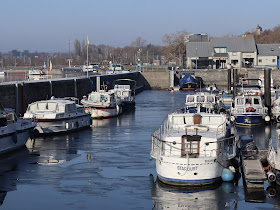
(241, 149, 267, 189)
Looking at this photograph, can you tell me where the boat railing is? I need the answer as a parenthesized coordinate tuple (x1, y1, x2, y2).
(151, 133, 236, 160)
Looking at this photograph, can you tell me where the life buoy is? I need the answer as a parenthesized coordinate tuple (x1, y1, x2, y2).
(246, 107, 255, 112)
(254, 92, 261, 96)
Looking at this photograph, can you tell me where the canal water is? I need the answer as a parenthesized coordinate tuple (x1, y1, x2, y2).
(1, 90, 280, 209)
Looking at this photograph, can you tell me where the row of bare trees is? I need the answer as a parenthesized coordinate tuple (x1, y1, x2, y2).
(2, 25, 280, 69)
(72, 37, 164, 66)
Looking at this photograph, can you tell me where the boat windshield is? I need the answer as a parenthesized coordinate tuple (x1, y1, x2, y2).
(197, 96, 205, 102)
(187, 96, 194, 102)
(236, 98, 244, 105)
(207, 96, 214, 102)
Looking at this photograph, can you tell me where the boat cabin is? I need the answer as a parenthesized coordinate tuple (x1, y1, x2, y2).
(186, 94, 216, 104)
(114, 85, 133, 102)
(87, 90, 115, 104)
(26, 100, 80, 113)
(233, 95, 265, 114)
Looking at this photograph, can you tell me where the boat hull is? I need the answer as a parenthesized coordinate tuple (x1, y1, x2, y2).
(85, 106, 120, 119)
(234, 114, 264, 126)
(180, 83, 197, 91)
(35, 115, 91, 134)
(156, 156, 227, 186)
(0, 129, 33, 155)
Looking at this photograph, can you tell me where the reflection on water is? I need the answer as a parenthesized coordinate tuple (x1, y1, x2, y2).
(151, 179, 239, 210)
(236, 124, 278, 149)
(1, 90, 280, 209)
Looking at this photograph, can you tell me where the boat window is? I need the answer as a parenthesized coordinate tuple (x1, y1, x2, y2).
(236, 98, 244, 105)
(47, 102, 57, 111)
(70, 103, 76, 111)
(58, 104, 65, 112)
(207, 96, 214, 102)
(90, 95, 95, 102)
(185, 141, 199, 155)
(187, 96, 194, 102)
(100, 95, 108, 102)
(29, 104, 38, 111)
(197, 96, 205, 102)
(38, 102, 46, 110)
(245, 98, 252, 105)
(0, 117, 7, 126)
(254, 98, 260, 105)
(6, 113, 15, 124)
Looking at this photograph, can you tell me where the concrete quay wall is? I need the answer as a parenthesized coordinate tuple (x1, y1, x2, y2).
(0, 72, 150, 115)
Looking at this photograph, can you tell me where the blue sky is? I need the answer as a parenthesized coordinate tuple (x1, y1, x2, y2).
(0, 0, 279, 52)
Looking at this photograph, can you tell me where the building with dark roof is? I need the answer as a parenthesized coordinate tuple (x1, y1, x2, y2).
(186, 35, 259, 69)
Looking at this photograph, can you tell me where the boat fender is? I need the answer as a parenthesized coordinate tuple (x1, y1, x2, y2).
(222, 168, 234, 182)
(12, 132, 17, 144)
(246, 107, 255, 112)
(265, 115, 270, 122)
(267, 171, 276, 182)
(277, 115, 280, 122)
(76, 121, 79, 128)
(267, 186, 276, 198)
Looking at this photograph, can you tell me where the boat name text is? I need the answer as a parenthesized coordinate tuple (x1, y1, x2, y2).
(177, 166, 198, 171)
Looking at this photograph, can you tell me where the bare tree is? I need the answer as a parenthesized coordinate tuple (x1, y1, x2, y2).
(74, 39, 81, 57)
(162, 30, 190, 65)
(131, 37, 147, 48)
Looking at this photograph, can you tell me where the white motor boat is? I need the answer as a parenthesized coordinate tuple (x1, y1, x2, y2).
(23, 97, 91, 134)
(0, 104, 36, 154)
(113, 79, 136, 112)
(81, 90, 121, 119)
(28, 69, 45, 76)
(184, 92, 225, 114)
(151, 111, 237, 186)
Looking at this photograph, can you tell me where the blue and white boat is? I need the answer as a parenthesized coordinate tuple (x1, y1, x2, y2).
(151, 111, 237, 186)
(231, 95, 269, 126)
(179, 73, 199, 91)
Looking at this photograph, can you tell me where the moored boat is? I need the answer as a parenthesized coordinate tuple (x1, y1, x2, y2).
(151, 111, 237, 186)
(23, 97, 91, 134)
(28, 69, 45, 76)
(184, 92, 225, 114)
(179, 73, 199, 91)
(0, 104, 36, 154)
(81, 90, 121, 119)
(231, 94, 269, 126)
(113, 79, 136, 112)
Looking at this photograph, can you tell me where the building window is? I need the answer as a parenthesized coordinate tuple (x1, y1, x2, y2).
(259, 59, 262, 63)
(273, 59, 276, 62)
(232, 52, 237, 56)
(214, 47, 227, 53)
